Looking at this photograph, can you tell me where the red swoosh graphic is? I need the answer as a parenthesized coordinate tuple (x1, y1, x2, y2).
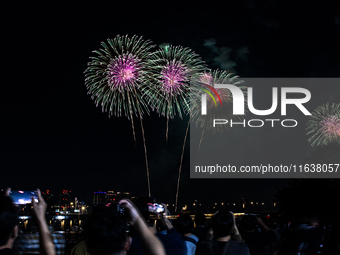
(202, 83, 223, 106)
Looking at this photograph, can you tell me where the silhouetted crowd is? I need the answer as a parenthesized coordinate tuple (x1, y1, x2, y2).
(1, 190, 339, 255)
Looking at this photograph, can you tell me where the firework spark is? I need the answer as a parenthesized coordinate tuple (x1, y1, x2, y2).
(307, 102, 340, 146)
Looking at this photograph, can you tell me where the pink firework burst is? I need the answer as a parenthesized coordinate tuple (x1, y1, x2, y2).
(199, 72, 233, 109)
(148, 45, 207, 119)
(190, 69, 245, 133)
(107, 53, 141, 91)
(160, 60, 188, 95)
(84, 35, 155, 118)
(307, 102, 340, 146)
(199, 72, 213, 85)
(320, 116, 340, 138)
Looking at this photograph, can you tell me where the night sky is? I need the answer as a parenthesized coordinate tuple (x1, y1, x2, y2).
(1, 2, 340, 207)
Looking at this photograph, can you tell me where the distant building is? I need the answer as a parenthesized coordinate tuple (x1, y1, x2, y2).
(59, 190, 72, 212)
(93, 191, 106, 204)
(42, 190, 54, 203)
(42, 190, 55, 215)
(93, 191, 131, 205)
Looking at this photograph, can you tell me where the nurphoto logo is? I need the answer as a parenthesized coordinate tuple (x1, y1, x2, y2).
(200, 84, 312, 128)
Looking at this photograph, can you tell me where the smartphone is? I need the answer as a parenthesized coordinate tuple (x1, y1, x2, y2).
(147, 202, 164, 214)
(9, 190, 38, 204)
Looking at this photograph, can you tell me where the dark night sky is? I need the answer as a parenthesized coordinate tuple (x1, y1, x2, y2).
(1, 2, 339, 206)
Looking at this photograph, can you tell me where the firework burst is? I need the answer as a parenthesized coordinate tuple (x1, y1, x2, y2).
(148, 45, 207, 120)
(84, 35, 155, 118)
(191, 69, 247, 136)
(307, 102, 340, 146)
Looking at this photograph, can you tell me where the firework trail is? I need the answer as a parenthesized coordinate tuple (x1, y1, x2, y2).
(190, 69, 247, 149)
(84, 35, 154, 197)
(175, 115, 190, 212)
(307, 102, 340, 147)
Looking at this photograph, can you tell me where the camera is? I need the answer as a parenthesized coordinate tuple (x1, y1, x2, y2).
(9, 190, 38, 204)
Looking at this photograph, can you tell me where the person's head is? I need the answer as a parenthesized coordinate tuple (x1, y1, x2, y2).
(0, 196, 18, 248)
(212, 211, 233, 238)
(177, 214, 194, 235)
(241, 215, 257, 232)
(195, 213, 206, 227)
(84, 204, 130, 255)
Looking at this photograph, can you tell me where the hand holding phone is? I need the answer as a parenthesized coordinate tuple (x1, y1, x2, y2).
(32, 189, 47, 223)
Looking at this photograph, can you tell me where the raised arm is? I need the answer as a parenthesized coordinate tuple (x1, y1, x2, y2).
(159, 203, 173, 230)
(32, 189, 56, 255)
(256, 217, 271, 232)
(229, 211, 243, 242)
(119, 199, 165, 255)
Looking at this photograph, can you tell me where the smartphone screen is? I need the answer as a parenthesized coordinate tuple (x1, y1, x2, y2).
(9, 190, 38, 204)
(147, 203, 164, 213)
